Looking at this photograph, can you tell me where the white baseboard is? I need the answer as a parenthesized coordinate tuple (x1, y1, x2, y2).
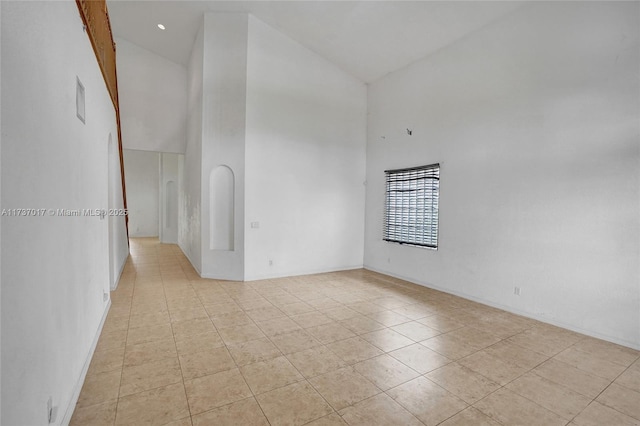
(364, 264, 640, 351)
(110, 253, 128, 291)
(178, 242, 201, 276)
(242, 264, 364, 282)
(60, 300, 111, 425)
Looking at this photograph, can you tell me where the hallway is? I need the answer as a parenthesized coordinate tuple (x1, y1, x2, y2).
(71, 239, 640, 425)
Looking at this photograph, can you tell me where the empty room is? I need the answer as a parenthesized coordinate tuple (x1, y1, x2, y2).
(1, 0, 639, 425)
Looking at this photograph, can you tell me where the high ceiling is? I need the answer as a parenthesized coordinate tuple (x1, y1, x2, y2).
(107, 1, 526, 83)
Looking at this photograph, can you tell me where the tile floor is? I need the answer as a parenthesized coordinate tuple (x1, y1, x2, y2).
(71, 238, 640, 425)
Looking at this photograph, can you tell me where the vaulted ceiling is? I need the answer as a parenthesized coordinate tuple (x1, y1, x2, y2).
(107, 1, 526, 83)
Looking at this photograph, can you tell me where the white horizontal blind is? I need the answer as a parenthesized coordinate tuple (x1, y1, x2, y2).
(384, 163, 439, 248)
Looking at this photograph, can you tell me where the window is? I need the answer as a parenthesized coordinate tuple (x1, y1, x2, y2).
(383, 163, 439, 249)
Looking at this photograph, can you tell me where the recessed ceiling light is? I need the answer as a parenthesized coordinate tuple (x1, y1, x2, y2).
(157, 24, 165, 30)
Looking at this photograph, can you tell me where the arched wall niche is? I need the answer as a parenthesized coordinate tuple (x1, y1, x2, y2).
(209, 165, 235, 251)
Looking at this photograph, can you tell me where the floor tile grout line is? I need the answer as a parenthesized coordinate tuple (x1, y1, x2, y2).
(111, 261, 136, 424)
(160, 259, 195, 424)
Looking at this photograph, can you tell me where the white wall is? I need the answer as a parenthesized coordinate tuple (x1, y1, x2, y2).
(245, 16, 367, 280)
(1, 1, 119, 423)
(199, 13, 248, 281)
(124, 149, 160, 237)
(180, 23, 204, 273)
(108, 135, 129, 290)
(365, 2, 640, 349)
(116, 38, 187, 154)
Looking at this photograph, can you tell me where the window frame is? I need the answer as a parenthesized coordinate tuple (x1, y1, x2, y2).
(383, 163, 440, 250)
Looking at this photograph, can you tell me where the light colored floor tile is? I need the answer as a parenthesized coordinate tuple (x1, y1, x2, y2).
(307, 322, 357, 344)
(387, 376, 467, 425)
(270, 329, 323, 354)
(286, 346, 346, 378)
(445, 327, 502, 350)
(391, 304, 434, 321)
(322, 306, 361, 321)
(353, 354, 420, 391)
(70, 400, 117, 426)
(421, 334, 479, 360)
(596, 382, 640, 420)
(227, 337, 282, 366)
(240, 355, 304, 394)
(245, 306, 287, 322)
(76, 369, 121, 408)
(360, 328, 415, 352)
(217, 323, 266, 345)
(203, 301, 243, 317)
(166, 296, 202, 310)
(95, 329, 128, 352)
(370, 296, 412, 310)
(184, 368, 252, 415)
(237, 298, 274, 310)
(533, 358, 611, 398)
(128, 310, 171, 329)
(119, 357, 183, 396)
(554, 346, 628, 381)
(347, 301, 387, 315)
(126, 323, 173, 346)
(474, 387, 567, 426)
(572, 338, 639, 367)
(278, 301, 316, 316)
(171, 317, 216, 339)
(417, 314, 465, 333)
(305, 413, 348, 426)
(191, 397, 269, 426)
(87, 347, 125, 376)
(163, 416, 193, 426)
(307, 297, 343, 310)
(179, 346, 236, 380)
(439, 407, 503, 426)
(572, 401, 640, 426)
(339, 393, 423, 426)
(425, 362, 500, 404)
(339, 315, 385, 334)
(366, 310, 412, 327)
(389, 343, 451, 374)
(210, 311, 254, 328)
(391, 321, 440, 341)
(459, 350, 530, 385)
(506, 371, 591, 420)
(308, 366, 381, 411)
(506, 328, 575, 357)
(73, 251, 639, 426)
(256, 381, 334, 426)
(115, 383, 190, 425)
(123, 338, 177, 367)
(174, 331, 225, 356)
(255, 316, 302, 337)
(615, 360, 640, 392)
(102, 314, 130, 333)
(483, 340, 549, 369)
(290, 312, 334, 328)
(326, 337, 384, 364)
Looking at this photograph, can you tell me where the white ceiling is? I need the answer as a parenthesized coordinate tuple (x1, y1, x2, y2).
(107, 1, 526, 83)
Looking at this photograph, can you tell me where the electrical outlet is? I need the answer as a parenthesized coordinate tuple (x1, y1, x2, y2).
(269, 260, 273, 266)
(103, 292, 109, 302)
(514, 286, 521, 296)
